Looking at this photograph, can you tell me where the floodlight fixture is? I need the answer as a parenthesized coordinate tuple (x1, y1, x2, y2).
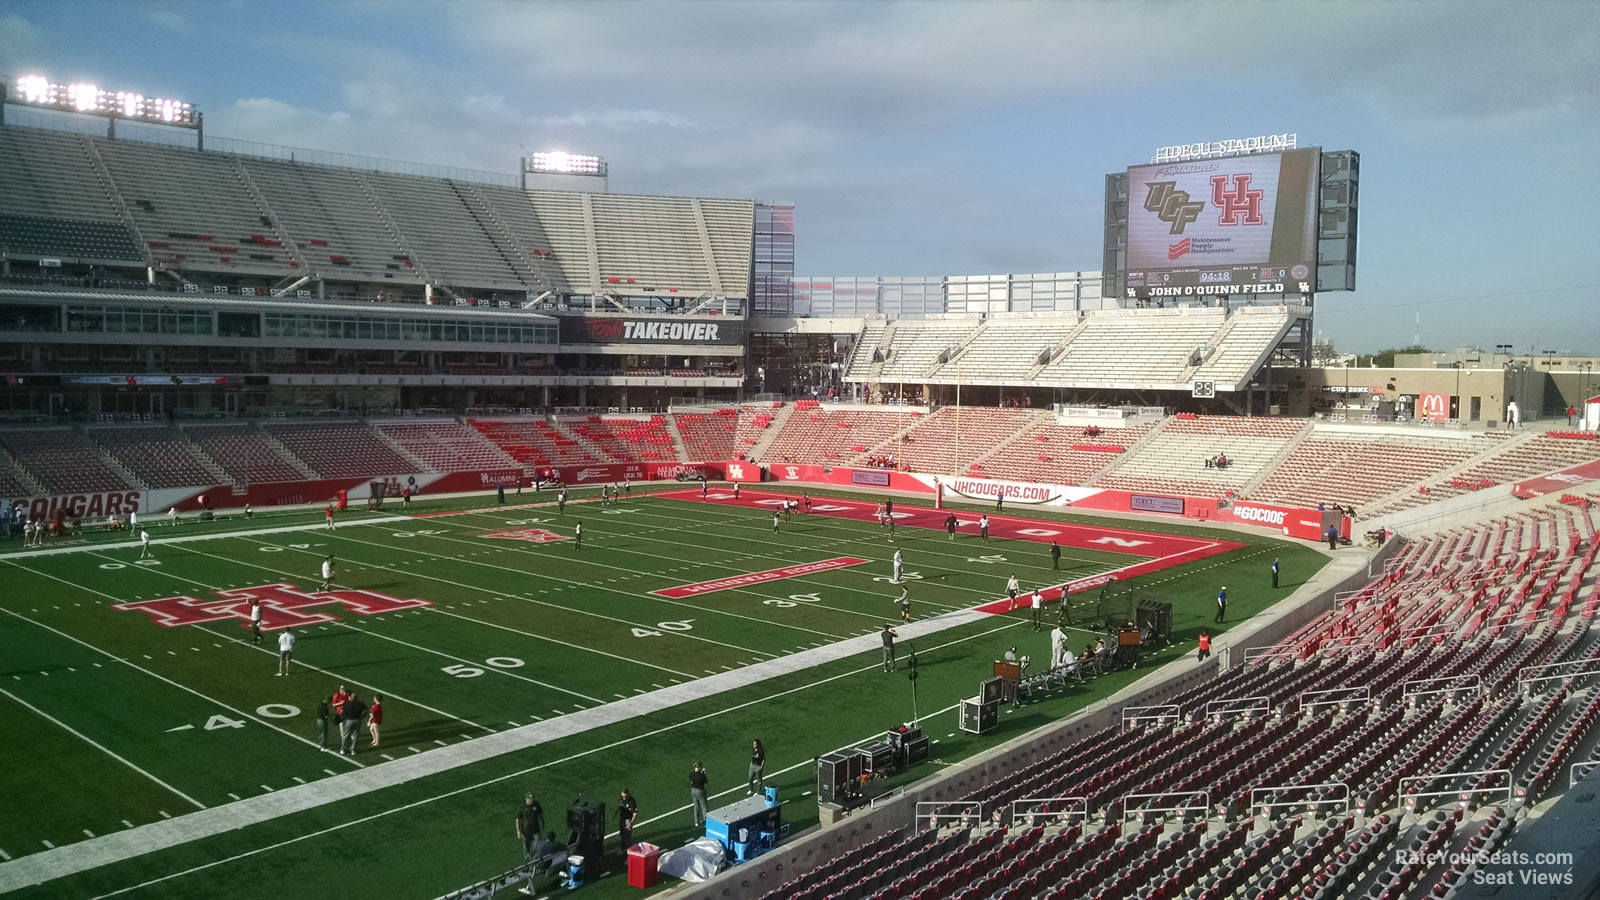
(526, 151, 607, 176)
(1, 73, 200, 131)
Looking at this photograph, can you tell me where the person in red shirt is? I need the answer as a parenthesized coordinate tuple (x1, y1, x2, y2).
(324, 504, 335, 530)
(367, 695, 383, 748)
(332, 684, 351, 720)
(1197, 633, 1211, 662)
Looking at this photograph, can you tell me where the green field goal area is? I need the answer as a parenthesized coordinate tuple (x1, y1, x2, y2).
(0, 486, 1326, 899)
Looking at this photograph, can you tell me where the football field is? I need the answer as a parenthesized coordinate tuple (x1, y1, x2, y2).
(0, 485, 1325, 899)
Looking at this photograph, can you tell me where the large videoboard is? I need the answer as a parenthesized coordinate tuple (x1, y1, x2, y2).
(1122, 147, 1320, 299)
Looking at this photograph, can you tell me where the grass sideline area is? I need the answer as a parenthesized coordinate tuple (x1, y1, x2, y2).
(0, 483, 1328, 898)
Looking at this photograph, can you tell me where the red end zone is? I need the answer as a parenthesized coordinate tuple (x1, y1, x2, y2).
(656, 489, 1245, 614)
(652, 556, 869, 598)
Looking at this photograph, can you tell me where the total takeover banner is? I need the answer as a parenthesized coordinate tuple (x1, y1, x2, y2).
(557, 315, 744, 346)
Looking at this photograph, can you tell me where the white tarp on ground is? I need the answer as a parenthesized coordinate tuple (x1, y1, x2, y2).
(658, 838, 727, 883)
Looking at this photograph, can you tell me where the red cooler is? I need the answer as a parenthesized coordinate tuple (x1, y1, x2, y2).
(627, 842, 661, 889)
(336, 489, 348, 510)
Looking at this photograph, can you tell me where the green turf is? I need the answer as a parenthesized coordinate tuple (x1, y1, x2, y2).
(0, 487, 1326, 898)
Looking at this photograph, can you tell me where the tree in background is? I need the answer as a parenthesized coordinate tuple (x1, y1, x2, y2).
(1311, 339, 1342, 367)
(1356, 344, 1431, 368)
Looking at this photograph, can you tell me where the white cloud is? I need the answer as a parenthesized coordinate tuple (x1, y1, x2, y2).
(534, 109, 693, 130)
(0, 14, 42, 68)
(139, 6, 189, 35)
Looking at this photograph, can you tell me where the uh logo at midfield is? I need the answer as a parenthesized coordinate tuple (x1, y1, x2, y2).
(113, 583, 433, 631)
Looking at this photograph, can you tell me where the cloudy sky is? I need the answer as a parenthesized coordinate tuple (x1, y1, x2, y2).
(2, 0, 1596, 353)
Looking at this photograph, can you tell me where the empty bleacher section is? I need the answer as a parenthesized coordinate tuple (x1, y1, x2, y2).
(0, 457, 36, 499)
(1248, 433, 1482, 511)
(872, 406, 1044, 473)
(94, 138, 295, 276)
(0, 126, 142, 260)
(1187, 305, 1294, 386)
(373, 421, 518, 472)
(758, 504, 1599, 900)
(854, 306, 1304, 392)
(933, 317, 1080, 383)
(1367, 433, 1600, 516)
(566, 416, 674, 462)
(0, 428, 135, 494)
(1038, 307, 1227, 388)
(262, 422, 416, 479)
(0, 125, 753, 298)
(975, 421, 1153, 485)
(360, 172, 525, 291)
(468, 419, 603, 468)
(1095, 414, 1307, 497)
(236, 159, 416, 286)
(182, 424, 309, 484)
(673, 408, 741, 461)
(92, 426, 224, 489)
(763, 406, 921, 465)
(843, 319, 888, 381)
(875, 320, 980, 382)
(588, 193, 748, 299)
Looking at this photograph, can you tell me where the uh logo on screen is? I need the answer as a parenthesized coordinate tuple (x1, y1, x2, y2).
(112, 584, 433, 631)
(1144, 173, 1265, 235)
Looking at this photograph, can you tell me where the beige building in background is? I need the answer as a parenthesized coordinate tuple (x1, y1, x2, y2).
(1281, 366, 1545, 426)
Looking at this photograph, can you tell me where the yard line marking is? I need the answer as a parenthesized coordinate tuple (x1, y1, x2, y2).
(82, 831, 94, 839)
(0, 849, 9, 862)
(5, 593, 1024, 894)
(157, 812, 170, 819)
(0, 513, 413, 560)
(120, 821, 133, 829)
(318, 528, 824, 647)
(291, 778, 306, 785)
(259, 786, 273, 793)
(237, 533, 776, 663)
(334, 618, 603, 705)
(0, 579, 364, 770)
(425, 608, 696, 679)
(322, 769, 338, 777)
(0, 687, 208, 810)
(227, 793, 241, 801)
(40, 842, 52, 850)
(83, 550, 498, 737)
(380, 754, 395, 761)
(408, 748, 422, 755)
(433, 740, 447, 747)
(72, 618, 1010, 900)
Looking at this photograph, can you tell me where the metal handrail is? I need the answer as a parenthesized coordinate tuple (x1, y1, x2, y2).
(1121, 705, 1180, 731)
(1205, 696, 1269, 719)
(914, 800, 980, 829)
(1119, 790, 1209, 822)
(1009, 796, 1089, 825)
(1250, 782, 1351, 816)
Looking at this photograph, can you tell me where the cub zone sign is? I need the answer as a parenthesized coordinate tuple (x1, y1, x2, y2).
(113, 583, 433, 631)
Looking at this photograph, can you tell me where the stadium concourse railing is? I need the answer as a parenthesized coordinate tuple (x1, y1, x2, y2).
(676, 539, 1404, 899)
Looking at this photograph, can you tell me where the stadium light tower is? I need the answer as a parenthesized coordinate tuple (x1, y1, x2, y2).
(1, 74, 203, 146)
(521, 151, 608, 192)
